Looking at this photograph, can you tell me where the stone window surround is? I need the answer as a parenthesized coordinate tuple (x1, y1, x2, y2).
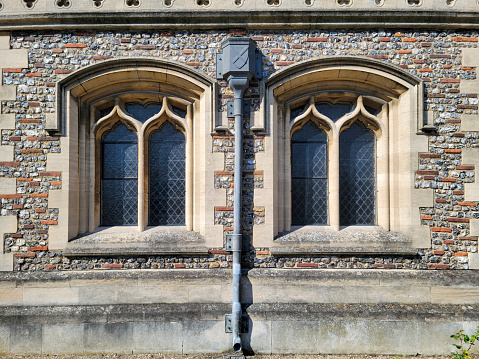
(49, 58, 224, 254)
(92, 93, 193, 230)
(287, 93, 386, 230)
(256, 56, 432, 253)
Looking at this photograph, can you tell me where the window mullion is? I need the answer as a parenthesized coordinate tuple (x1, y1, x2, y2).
(330, 128, 340, 231)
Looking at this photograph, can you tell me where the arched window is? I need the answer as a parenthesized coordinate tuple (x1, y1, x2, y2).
(148, 122, 186, 226)
(291, 122, 328, 225)
(101, 123, 138, 226)
(339, 122, 376, 226)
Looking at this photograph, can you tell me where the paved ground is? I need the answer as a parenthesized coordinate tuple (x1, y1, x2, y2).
(0, 354, 454, 359)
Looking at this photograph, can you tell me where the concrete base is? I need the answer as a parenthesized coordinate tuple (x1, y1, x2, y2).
(1, 269, 478, 355)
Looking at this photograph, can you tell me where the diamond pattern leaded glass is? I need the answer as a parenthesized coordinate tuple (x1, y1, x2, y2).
(339, 122, 376, 225)
(315, 102, 353, 122)
(149, 122, 186, 225)
(291, 122, 328, 225)
(126, 102, 162, 123)
(101, 123, 138, 225)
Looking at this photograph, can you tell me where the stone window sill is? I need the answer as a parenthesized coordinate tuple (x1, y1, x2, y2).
(63, 226, 209, 257)
(270, 226, 419, 256)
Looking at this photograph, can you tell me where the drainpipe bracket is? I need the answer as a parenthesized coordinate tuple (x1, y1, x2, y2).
(225, 314, 249, 333)
(227, 100, 251, 118)
(225, 233, 242, 252)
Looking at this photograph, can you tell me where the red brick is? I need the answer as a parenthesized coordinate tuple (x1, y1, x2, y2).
(453, 251, 468, 256)
(30, 246, 48, 251)
(64, 43, 87, 48)
(9, 136, 21, 141)
(215, 206, 233, 211)
(271, 49, 282, 53)
(456, 165, 474, 170)
(20, 119, 42, 123)
(446, 119, 461, 124)
(50, 181, 62, 186)
(215, 171, 234, 175)
(416, 170, 438, 175)
(435, 199, 447, 203)
(428, 264, 450, 269)
(397, 50, 412, 54)
(403, 38, 417, 42)
(433, 250, 445, 255)
(35, 63, 46, 68)
(306, 37, 327, 42)
(120, 38, 131, 43)
(444, 149, 461, 154)
(414, 59, 425, 64)
(457, 105, 479, 110)
(419, 68, 433, 73)
(52, 49, 63, 53)
(443, 240, 455, 244)
(186, 62, 202, 66)
(440, 79, 460, 83)
(1, 194, 21, 199)
(3, 68, 22, 73)
(380, 37, 391, 42)
(458, 202, 476, 206)
(55, 69, 74, 74)
(41, 220, 58, 225)
(441, 178, 456, 182)
(174, 263, 185, 268)
(39, 172, 62, 176)
(297, 263, 318, 268)
(421, 215, 433, 220)
(447, 218, 469, 223)
(182, 49, 193, 54)
(12, 205, 23, 209)
(461, 67, 476, 71)
(276, 61, 295, 66)
(30, 194, 48, 197)
(11, 234, 23, 238)
(367, 55, 388, 59)
(14, 253, 35, 258)
(44, 265, 56, 270)
(23, 225, 34, 229)
(453, 37, 478, 42)
(0, 162, 20, 166)
(209, 249, 229, 254)
(421, 43, 432, 47)
(453, 190, 464, 195)
(92, 56, 113, 60)
(419, 153, 441, 158)
(135, 45, 155, 50)
(35, 209, 46, 213)
(26, 73, 42, 77)
(256, 251, 269, 255)
(292, 44, 302, 49)
(29, 182, 40, 186)
(430, 54, 451, 59)
(251, 36, 264, 41)
(431, 227, 452, 232)
(21, 149, 43, 154)
(102, 263, 123, 269)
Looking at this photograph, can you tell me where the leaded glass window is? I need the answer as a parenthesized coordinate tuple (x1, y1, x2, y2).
(291, 122, 328, 225)
(149, 122, 186, 225)
(101, 123, 138, 226)
(339, 122, 376, 225)
(126, 102, 162, 123)
(315, 102, 353, 122)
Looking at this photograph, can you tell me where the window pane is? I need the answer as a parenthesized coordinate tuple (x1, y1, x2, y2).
(126, 102, 162, 123)
(291, 122, 328, 225)
(101, 123, 138, 226)
(315, 102, 353, 122)
(339, 122, 376, 226)
(149, 122, 186, 225)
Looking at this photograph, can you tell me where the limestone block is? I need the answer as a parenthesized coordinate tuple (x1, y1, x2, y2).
(42, 324, 85, 355)
(0, 114, 15, 129)
(470, 218, 479, 237)
(0, 178, 16, 195)
(461, 78, 479, 94)
(0, 288, 23, 305)
(0, 216, 17, 272)
(468, 252, 479, 270)
(117, 285, 189, 304)
(0, 49, 29, 70)
(84, 322, 134, 354)
(0, 146, 13, 162)
(9, 324, 42, 354)
(461, 148, 479, 202)
(431, 286, 479, 304)
(462, 48, 479, 68)
(23, 287, 79, 306)
(132, 322, 183, 354)
(182, 321, 229, 354)
(461, 114, 479, 132)
(0, 32, 10, 50)
(0, 85, 16, 101)
(78, 286, 119, 305)
(0, 326, 10, 354)
(45, 113, 58, 131)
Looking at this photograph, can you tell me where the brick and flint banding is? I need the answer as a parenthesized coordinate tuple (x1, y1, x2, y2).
(1, 29, 479, 270)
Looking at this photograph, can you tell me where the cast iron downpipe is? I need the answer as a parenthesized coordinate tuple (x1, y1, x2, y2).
(231, 76, 251, 353)
(218, 37, 257, 353)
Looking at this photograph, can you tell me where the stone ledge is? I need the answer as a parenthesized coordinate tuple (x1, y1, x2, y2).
(1, 11, 479, 30)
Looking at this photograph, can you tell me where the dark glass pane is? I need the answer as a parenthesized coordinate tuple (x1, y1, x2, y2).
(149, 122, 186, 226)
(290, 104, 307, 121)
(315, 102, 353, 122)
(339, 122, 376, 226)
(172, 105, 187, 118)
(291, 121, 328, 225)
(101, 123, 138, 226)
(99, 107, 114, 119)
(126, 102, 162, 123)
